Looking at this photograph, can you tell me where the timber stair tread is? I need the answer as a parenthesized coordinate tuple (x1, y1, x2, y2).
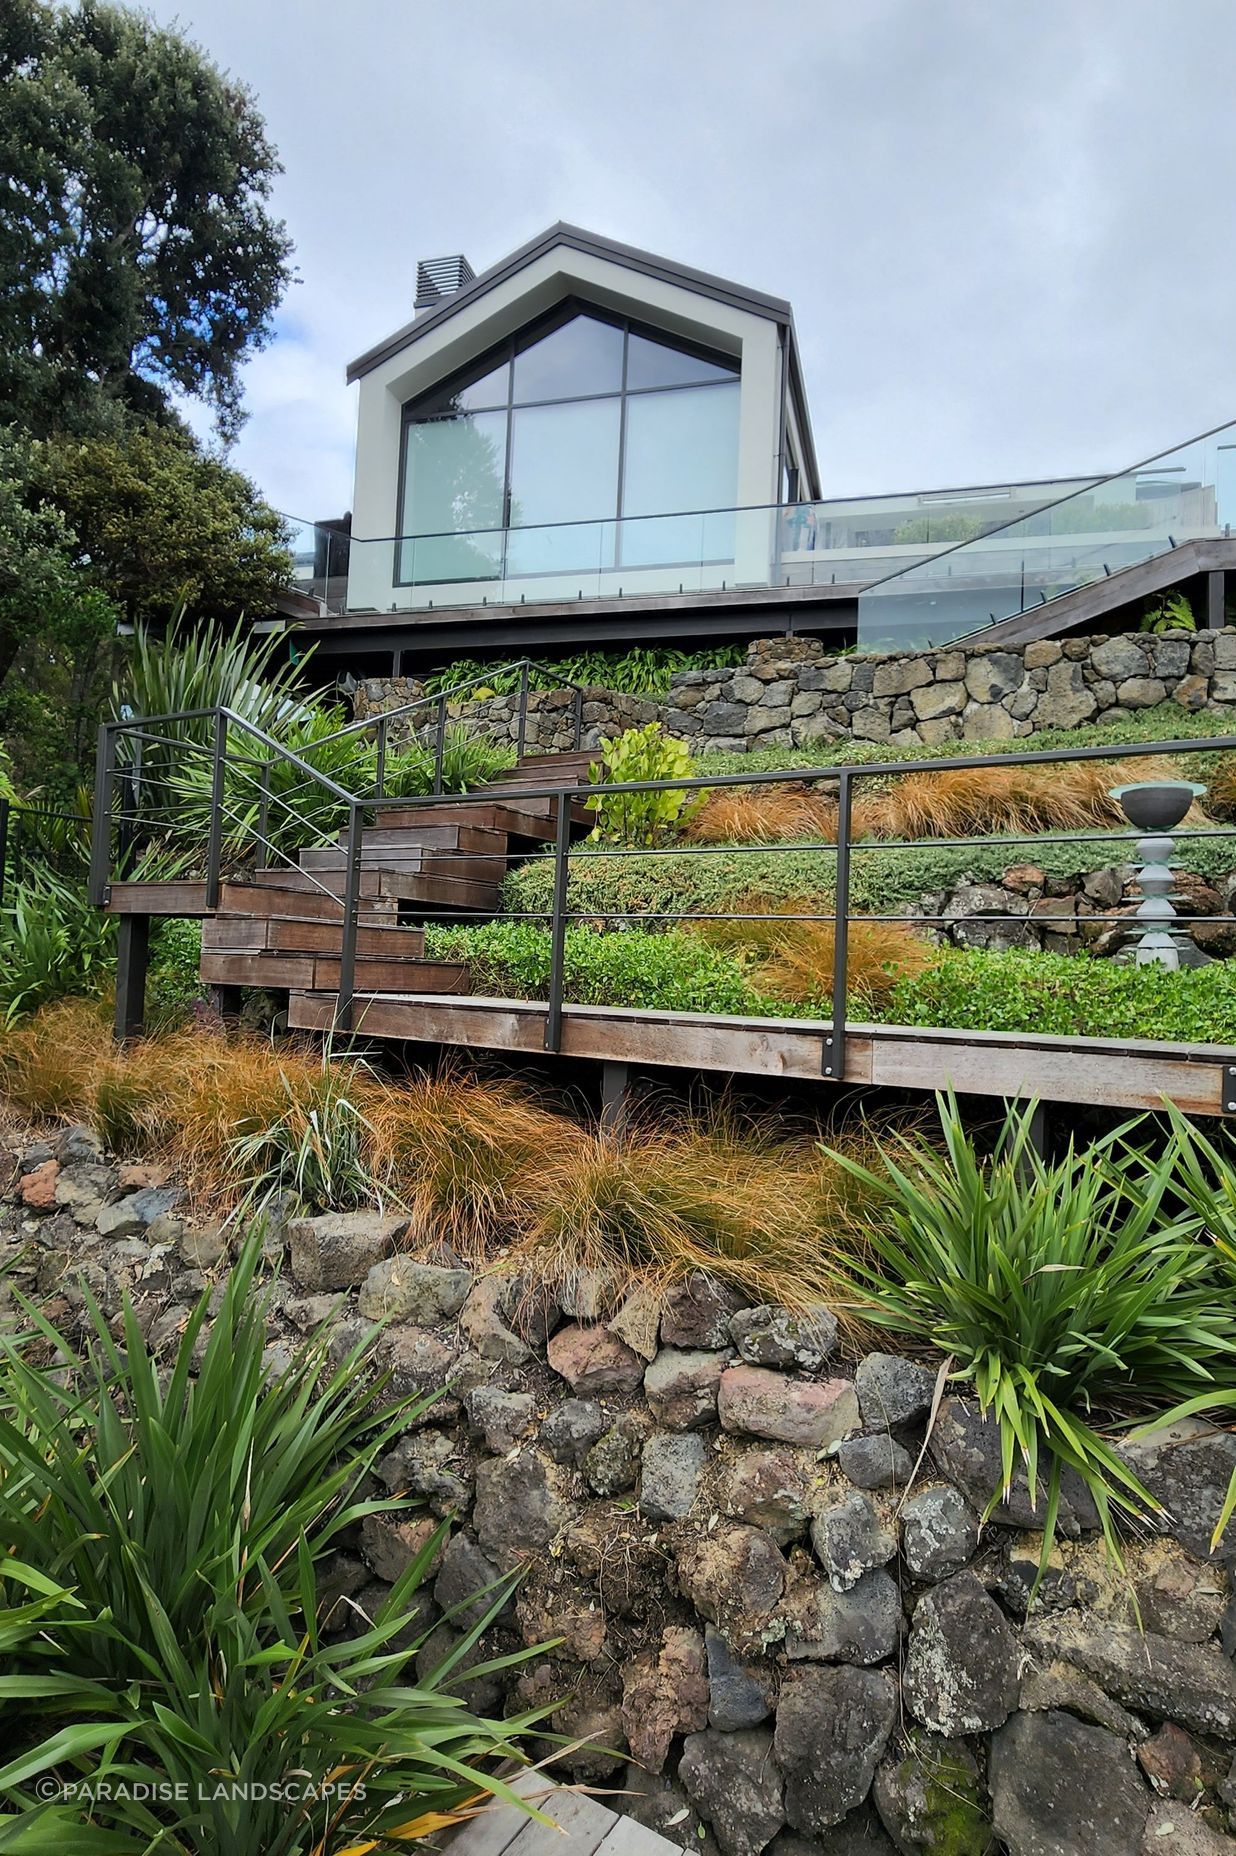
(106, 744, 592, 1015)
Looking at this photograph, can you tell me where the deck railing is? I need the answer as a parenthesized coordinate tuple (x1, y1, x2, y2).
(88, 707, 1236, 1055)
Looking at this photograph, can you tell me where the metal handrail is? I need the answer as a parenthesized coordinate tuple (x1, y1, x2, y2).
(89, 703, 1236, 1063)
(91, 706, 370, 1028)
(365, 728, 1236, 1075)
(304, 655, 590, 794)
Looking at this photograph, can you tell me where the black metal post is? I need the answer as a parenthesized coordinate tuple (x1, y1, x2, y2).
(88, 724, 115, 907)
(376, 714, 388, 799)
(114, 914, 150, 1041)
(572, 687, 584, 752)
(600, 1060, 632, 1135)
(517, 661, 530, 759)
(1208, 570, 1226, 631)
(256, 765, 270, 872)
(543, 793, 573, 1052)
(825, 770, 852, 1081)
(205, 711, 227, 911)
(433, 695, 447, 796)
(336, 800, 363, 1032)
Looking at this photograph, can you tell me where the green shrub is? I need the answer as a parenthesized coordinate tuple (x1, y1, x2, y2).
(825, 1093, 1236, 1584)
(1140, 592, 1196, 633)
(0, 1235, 550, 1851)
(506, 827, 1236, 923)
(885, 947, 1236, 1043)
(0, 869, 115, 1023)
(421, 644, 744, 698)
(383, 723, 514, 799)
(504, 845, 839, 926)
(427, 920, 774, 1015)
(147, 918, 204, 1025)
(587, 723, 704, 845)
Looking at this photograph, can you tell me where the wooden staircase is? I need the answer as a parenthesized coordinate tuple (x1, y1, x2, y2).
(105, 749, 594, 1016)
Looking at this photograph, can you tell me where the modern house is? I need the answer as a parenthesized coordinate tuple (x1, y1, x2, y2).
(278, 224, 1236, 674)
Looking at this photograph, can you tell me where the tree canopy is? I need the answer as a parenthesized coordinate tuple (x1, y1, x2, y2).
(0, 0, 294, 440)
(36, 424, 292, 628)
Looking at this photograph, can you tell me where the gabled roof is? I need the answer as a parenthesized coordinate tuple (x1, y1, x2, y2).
(347, 222, 794, 381)
(345, 221, 819, 497)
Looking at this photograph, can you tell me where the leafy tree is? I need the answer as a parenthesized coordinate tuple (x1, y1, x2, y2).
(0, 0, 293, 439)
(37, 424, 292, 627)
(0, 428, 118, 794)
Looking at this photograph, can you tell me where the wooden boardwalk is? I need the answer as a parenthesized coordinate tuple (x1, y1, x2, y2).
(287, 989, 1236, 1118)
(444, 1773, 678, 1856)
(105, 739, 1236, 1119)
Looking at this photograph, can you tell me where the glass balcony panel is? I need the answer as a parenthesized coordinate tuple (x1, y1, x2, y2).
(857, 423, 1232, 649)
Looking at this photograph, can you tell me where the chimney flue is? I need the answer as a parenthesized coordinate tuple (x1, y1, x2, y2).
(414, 254, 476, 313)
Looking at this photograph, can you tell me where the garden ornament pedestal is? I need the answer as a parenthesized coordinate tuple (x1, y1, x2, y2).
(1108, 780, 1207, 970)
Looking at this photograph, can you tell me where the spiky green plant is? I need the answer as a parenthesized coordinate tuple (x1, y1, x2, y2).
(228, 1050, 378, 1212)
(0, 1237, 555, 1853)
(382, 725, 513, 799)
(824, 1092, 1236, 1584)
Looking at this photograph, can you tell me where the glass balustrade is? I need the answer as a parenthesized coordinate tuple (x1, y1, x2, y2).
(285, 473, 1094, 618)
(856, 420, 1236, 651)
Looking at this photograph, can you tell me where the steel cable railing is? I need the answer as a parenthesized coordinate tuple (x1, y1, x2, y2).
(90, 709, 1236, 1056)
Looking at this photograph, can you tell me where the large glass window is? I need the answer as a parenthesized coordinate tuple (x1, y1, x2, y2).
(397, 306, 740, 582)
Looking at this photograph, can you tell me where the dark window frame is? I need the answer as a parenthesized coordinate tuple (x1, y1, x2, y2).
(394, 298, 741, 583)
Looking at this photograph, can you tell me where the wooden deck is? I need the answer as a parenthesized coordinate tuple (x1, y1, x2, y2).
(286, 990, 1236, 1117)
(102, 740, 1236, 1117)
(443, 1773, 678, 1856)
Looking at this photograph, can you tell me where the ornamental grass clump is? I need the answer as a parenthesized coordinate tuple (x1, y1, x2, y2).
(685, 784, 838, 846)
(0, 1236, 553, 1853)
(0, 995, 112, 1121)
(517, 1110, 879, 1312)
(853, 754, 1183, 842)
(699, 898, 935, 1013)
(368, 1066, 574, 1258)
(825, 1092, 1236, 1581)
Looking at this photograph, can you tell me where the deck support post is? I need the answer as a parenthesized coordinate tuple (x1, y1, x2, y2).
(208, 984, 244, 1023)
(599, 1060, 633, 1136)
(1208, 570, 1226, 630)
(113, 915, 150, 1042)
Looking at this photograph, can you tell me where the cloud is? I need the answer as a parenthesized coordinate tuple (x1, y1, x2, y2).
(147, 0, 1236, 514)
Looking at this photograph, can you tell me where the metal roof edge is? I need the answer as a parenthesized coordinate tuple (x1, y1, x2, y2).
(345, 221, 795, 382)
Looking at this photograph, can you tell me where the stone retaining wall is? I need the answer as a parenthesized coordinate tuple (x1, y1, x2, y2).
(664, 629, 1236, 753)
(354, 678, 657, 753)
(9, 1125, 1236, 1856)
(912, 861, 1236, 959)
(355, 630, 1236, 757)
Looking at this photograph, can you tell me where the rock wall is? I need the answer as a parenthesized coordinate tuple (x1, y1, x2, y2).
(908, 861, 1236, 959)
(664, 630, 1235, 753)
(355, 630, 1236, 757)
(8, 1125, 1236, 1856)
(353, 678, 657, 753)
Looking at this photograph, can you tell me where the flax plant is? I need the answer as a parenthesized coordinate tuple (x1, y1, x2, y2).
(825, 1093, 1236, 1582)
(0, 1237, 555, 1853)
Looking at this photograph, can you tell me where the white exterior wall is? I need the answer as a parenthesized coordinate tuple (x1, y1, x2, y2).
(346, 249, 785, 613)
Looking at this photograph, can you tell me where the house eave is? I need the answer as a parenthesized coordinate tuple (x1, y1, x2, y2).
(345, 222, 796, 384)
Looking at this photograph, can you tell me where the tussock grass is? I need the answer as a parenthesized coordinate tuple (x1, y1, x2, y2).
(515, 1108, 881, 1316)
(368, 1066, 576, 1259)
(700, 899, 934, 1011)
(0, 1009, 893, 1315)
(0, 997, 113, 1121)
(1199, 753, 1236, 822)
(685, 784, 837, 845)
(854, 755, 1181, 842)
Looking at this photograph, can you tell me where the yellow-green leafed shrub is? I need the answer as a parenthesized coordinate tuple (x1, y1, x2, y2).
(587, 722, 705, 845)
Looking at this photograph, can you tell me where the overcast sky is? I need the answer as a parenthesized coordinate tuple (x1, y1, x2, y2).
(145, 0, 1236, 525)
